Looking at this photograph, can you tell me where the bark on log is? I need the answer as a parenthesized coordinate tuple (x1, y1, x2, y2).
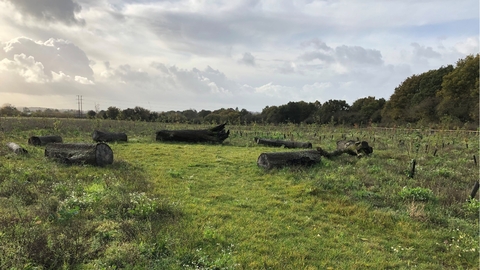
(45, 143, 113, 166)
(257, 150, 322, 170)
(6, 142, 28, 154)
(156, 123, 229, 143)
(92, 130, 128, 142)
(254, 137, 312, 149)
(28, 135, 63, 146)
(316, 140, 373, 158)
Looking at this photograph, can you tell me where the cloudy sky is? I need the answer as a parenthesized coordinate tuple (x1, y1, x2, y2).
(0, 0, 478, 112)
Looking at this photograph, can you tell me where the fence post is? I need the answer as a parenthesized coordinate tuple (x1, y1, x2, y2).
(408, 159, 416, 178)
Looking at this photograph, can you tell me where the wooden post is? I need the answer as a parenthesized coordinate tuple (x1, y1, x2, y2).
(408, 159, 416, 178)
(470, 181, 479, 200)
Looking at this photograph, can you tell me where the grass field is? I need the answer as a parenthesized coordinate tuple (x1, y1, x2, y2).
(0, 117, 479, 269)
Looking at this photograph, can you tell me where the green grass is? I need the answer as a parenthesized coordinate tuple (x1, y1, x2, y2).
(0, 118, 478, 269)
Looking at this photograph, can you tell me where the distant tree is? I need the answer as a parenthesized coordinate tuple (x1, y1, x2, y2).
(86, 110, 96, 119)
(350, 96, 385, 125)
(133, 106, 151, 121)
(96, 110, 107, 119)
(198, 110, 212, 120)
(436, 54, 479, 123)
(120, 108, 135, 121)
(105, 106, 121, 120)
(382, 64, 454, 124)
(0, 104, 20, 116)
(314, 99, 350, 125)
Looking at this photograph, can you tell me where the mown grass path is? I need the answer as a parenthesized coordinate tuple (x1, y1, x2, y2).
(112, 142, 477, 269)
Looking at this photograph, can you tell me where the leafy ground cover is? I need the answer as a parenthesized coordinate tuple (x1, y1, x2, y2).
(0, 117, 478, 269)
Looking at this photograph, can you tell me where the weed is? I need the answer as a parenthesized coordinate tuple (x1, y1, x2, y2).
(399, 187, 436, 202)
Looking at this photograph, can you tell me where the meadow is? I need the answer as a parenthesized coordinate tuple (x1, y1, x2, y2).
(0, 117, 479, 269)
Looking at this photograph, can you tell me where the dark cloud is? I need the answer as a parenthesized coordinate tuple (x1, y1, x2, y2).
(5, 0, 85, 25)
(238, 52, 256, 66)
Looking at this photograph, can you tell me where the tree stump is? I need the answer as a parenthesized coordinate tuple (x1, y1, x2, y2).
(316, 140, 373, 158)
(92, 130, 128, 142)
(257, 150, 322, 170)
(45, 143, 113, 166)
(156, 123, 229, 143)
(28, 135, 63, 146)
(254, 137, 312, 149)
(6, 142, 28, 155)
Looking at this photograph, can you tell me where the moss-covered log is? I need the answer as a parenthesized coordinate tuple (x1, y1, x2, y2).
(254, 137, 312, 149)
(317, 140, 373, 158)
(6, 142, 28, 155)
(45, 143, 113, 166)
(28, 135, 63, 146)
(92, 130, 128, 142)
(156, 123, 230, 143)
(257, 150, 322, 170)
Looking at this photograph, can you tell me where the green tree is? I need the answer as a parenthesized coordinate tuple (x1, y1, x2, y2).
(86, 110, 96, 119)
(106, 106, 121, 120)
(314, 99, 350, 125)
(382, 65, 454, 124)
(0, 104, 20, 116)
(436, 54, 479, 123)
(350, 97, 386, 125)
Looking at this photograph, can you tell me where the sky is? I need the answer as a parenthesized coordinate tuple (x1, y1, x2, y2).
(0, 0, 478, 113)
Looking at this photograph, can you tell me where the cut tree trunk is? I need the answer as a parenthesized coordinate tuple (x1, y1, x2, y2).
(254, 137, 312, 149)
(257, 150, 322, 170)
(316, 140, 373, 158)
(6, 142, 28, 154)
(92, 130, 128, 142)
(45, 143, 113, 166)
(28, 135, 63, 146)
(156, 123, 230, 143)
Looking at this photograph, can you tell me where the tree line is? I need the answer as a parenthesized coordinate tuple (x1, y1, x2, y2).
(1, 54, 478, 129)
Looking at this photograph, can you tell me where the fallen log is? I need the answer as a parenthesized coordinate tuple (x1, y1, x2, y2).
(45, 143, 113, 166)
(257, 150, 322, 170)
(28, 135, 63, 146)
(6, 142, 28, 155)
(316, 140, 373, 158)
(254, 137, 312, 149)
(92, 130, 128, 142)
(156, 123, 229, 143)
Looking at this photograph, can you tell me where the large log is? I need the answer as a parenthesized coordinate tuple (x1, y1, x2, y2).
(45, 143, 113, 166)
(6, 142, 28, 155)
(28, 135, 63, 146)
(317, 140, 373, 158)
(257, 150, 322, 170)
(156, 123, 230, 143)
(254, 137, 312, 149)
(92, 130, 128, 142)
